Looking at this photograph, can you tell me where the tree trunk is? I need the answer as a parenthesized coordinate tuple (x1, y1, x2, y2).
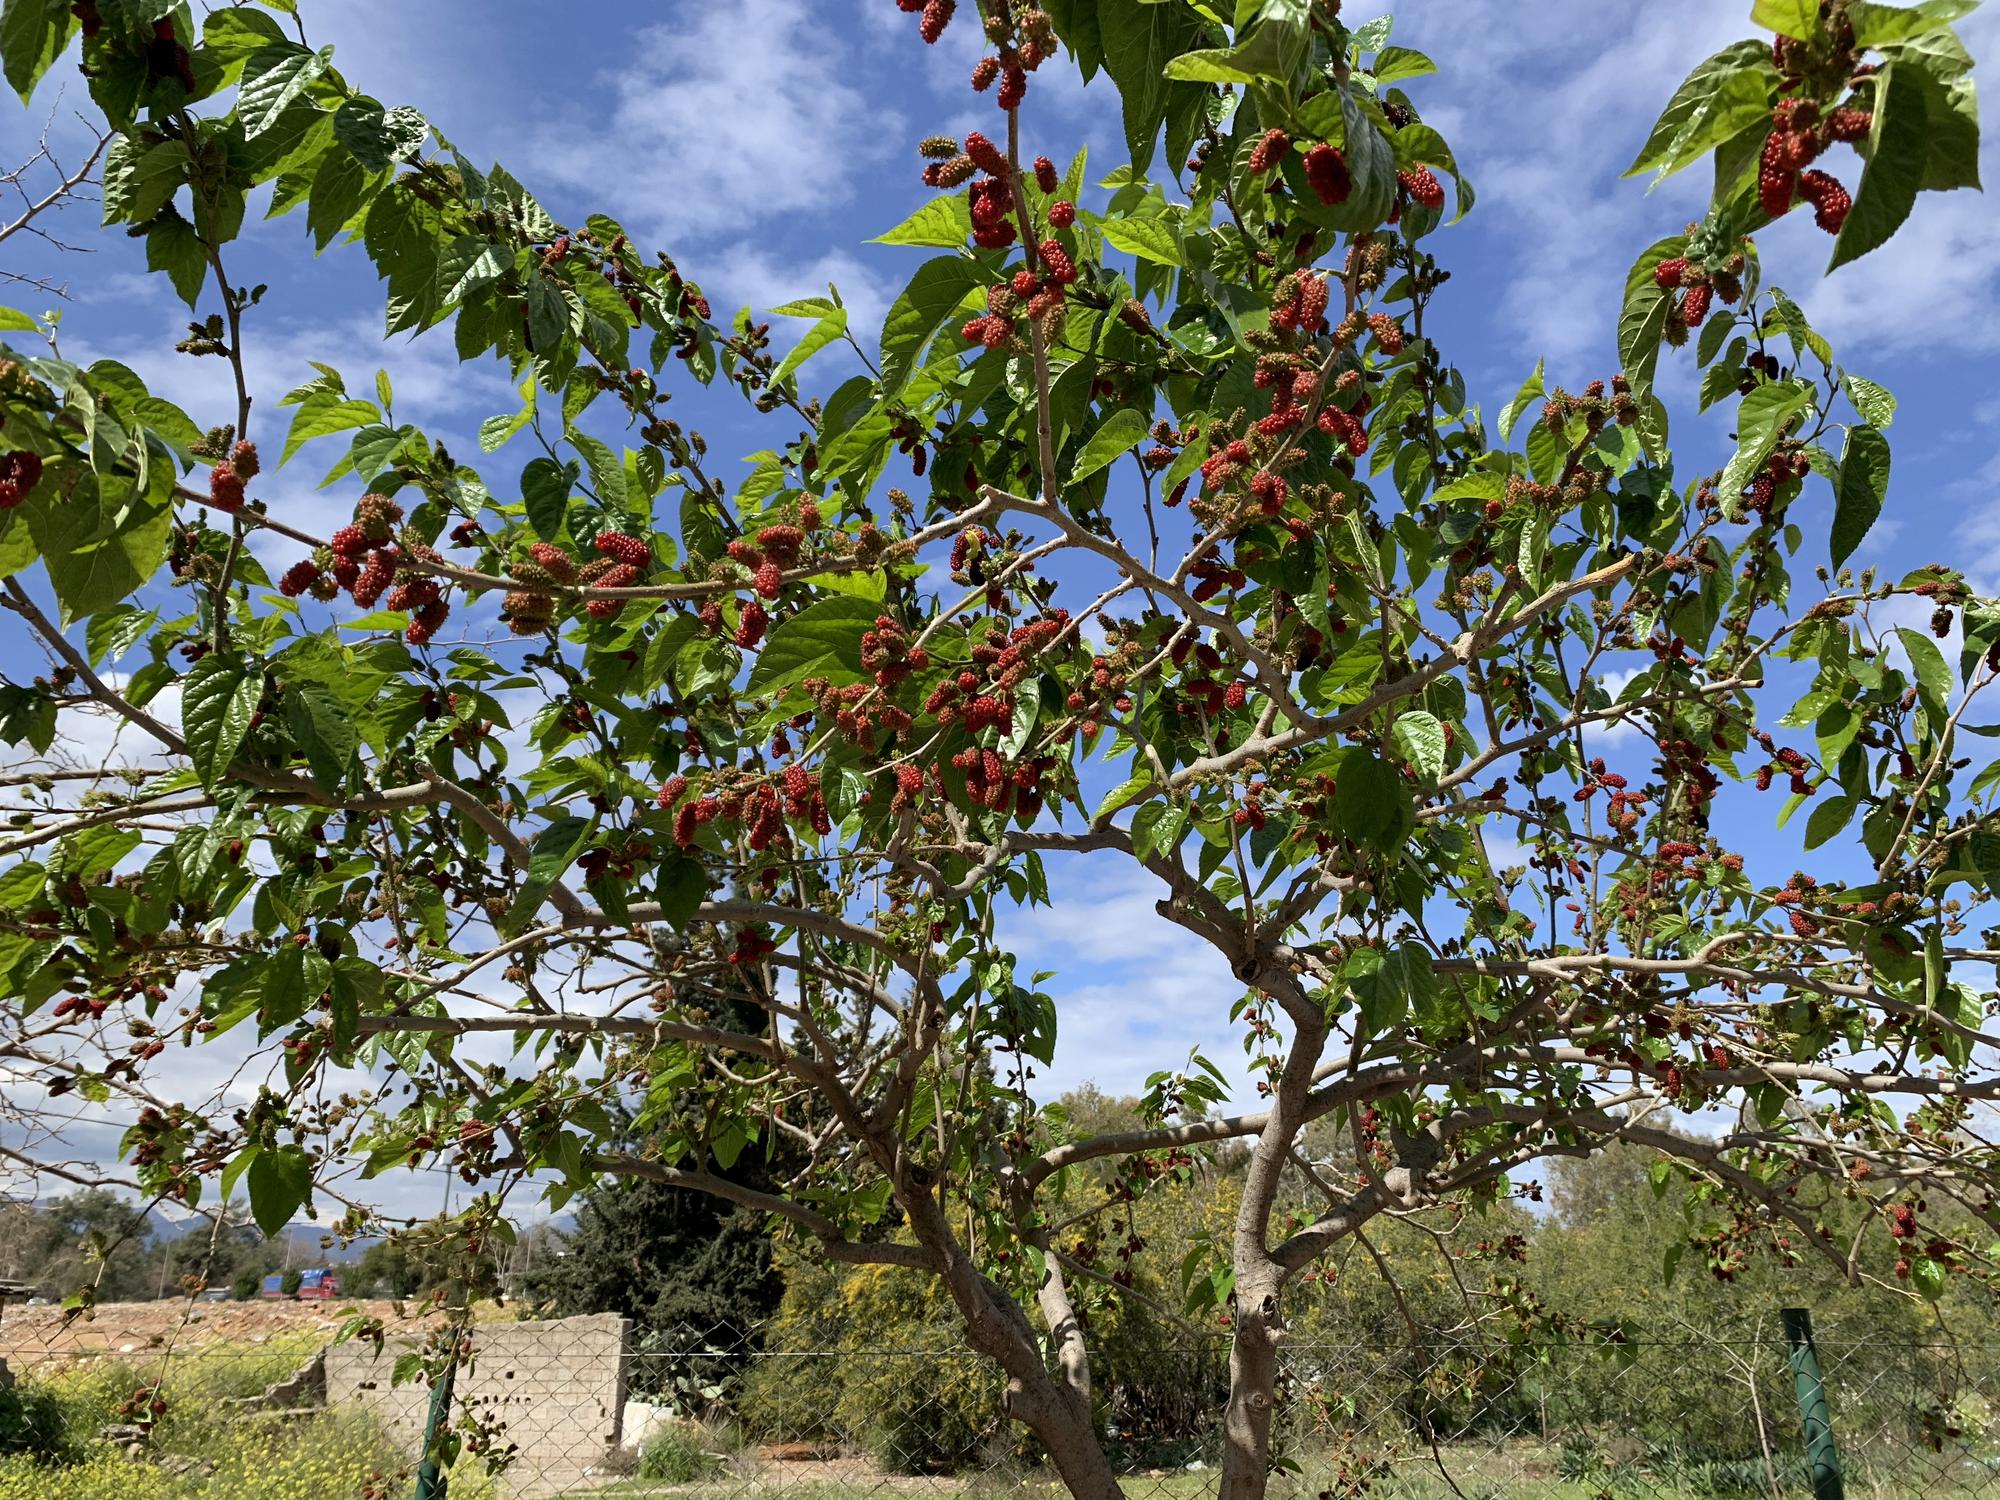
(1218, 1267, 1285, 1500)
(896, 1186, 1126, 1500)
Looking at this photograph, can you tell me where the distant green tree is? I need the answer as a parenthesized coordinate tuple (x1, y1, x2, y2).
(529, 1173, 783, 1348)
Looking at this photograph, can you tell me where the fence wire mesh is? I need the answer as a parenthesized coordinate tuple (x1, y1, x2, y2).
(2, 1305, 1996, 1499)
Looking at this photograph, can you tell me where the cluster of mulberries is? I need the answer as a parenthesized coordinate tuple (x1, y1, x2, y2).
(959, 4, 1055, 110)
(858, 612, 930, 691)
(949, 744, 1049, 817)
(1269, 269, 1330, 335)
(1741, 444, 1812, 519)
(1756, 95, 1857, 232)
(285, 493, 450, 643)
(206, 440, 260, 512)
(1248, 128, 1290, 176)
(1396, 166, 1445, 211)
(1652, 253, 1745, 347)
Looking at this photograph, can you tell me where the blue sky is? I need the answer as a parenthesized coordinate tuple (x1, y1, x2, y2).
(5, 1, 1999, 1219)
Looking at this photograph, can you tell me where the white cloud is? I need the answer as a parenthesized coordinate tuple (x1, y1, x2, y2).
(531, 0, 901, 245)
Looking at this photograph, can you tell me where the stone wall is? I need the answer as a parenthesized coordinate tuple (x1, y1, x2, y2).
(324, 1312, 630, 1497)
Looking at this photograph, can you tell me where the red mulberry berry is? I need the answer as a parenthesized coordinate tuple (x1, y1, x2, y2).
(1652, 256, 1689, 291)
(963, 131, 1007, 176)
(1047, 199, 1076, 229)
(528, 542, 579, 584)
(208, 462, 244, 512)
(1223, 681, 1248, 711)
(593, 530, 651, 568)
(585, 562, 639, 619)
(1827, 107, 1872, 142)
(1303, 144, 1352, 206)
(230, 440, 260, 479)
(754, 560, 784, 598)
(736, 598, 768, 649)
(1367, 313, 1405, 355)
(406, 600, 448, 645)
(657, 774, 688, 808)
(330, 524, 370, 558)
(1397, 166, 1445, 210)
(0, 450, 42, 509)
(1248, 128, 1290, 175)
(278, 560, 320, 597)
(997, 66, 1026, 112)
(970, 56, 1000, 92)
(1038, 240, 1076, 285)
(1034, 156, 1058, 194)
(1798, 169, 1851, 233)
(1758, 131, 1798, 218)
(1681, 283, 1713, 327)
(918, 0, 953, 44)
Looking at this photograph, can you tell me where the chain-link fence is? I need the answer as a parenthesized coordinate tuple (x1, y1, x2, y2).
(3, 1305, 1997, 1499)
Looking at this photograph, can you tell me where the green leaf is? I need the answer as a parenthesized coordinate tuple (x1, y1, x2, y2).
(879, 256, 985, 394)
(1767, 288, 1831, 367)
(1912, 1255, 1948, 1301)
(1843, 373, 1897, 428)
(0, 305, 35, 331)
(1850, 1, 1978, 48)
(1371, 46, 1436, 84)
(1432, 471, 1506, 504)
(505, 814, 595, 935)
(236, 45, 334, 139)
(1624, 40, 1772, 178)
(1896, 627, 1952, 711)
(437, 236, 509, 308)
(145, 216, 207, 309)
(745, 595, 879, 696)
(1618, 236, 1686, 404)
(1803, 794, 1856, 850)
(1647, 64, 1777, 185)
(521, 456, 578, 541)
(1718, 380, 1811, 511)
(181, 655, 262, 791)
(26, 469, 173, 625)
(769, 307, 848, 389)
(1099, 0, 1202, 173)
(1497, 359, 1544, 443)
(1830, 423, 1890, 568)
(247, 1145, 313, 1238)
(1099, 214, 1183, 266)
(1069, 407, 1151, 484)
(1391, 711, 1445, 783)
(1750, 0, 1818, 33)
(1336, 751, 1402, 847)
(281, 395, 379, 464)
(2, 0, 74, 105)
(871, 196, 971, 248)
(1161, 48, 1266, 85)
(1829, 60, 1929, 271)
(284, 685, 358, 792)
(1094, 773, 1153, 825)
(331, 98, 428, 172)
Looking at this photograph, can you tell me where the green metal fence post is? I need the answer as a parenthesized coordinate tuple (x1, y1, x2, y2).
(1780, 1307, 1844, 1500)
(413, 1343, 458, 1500)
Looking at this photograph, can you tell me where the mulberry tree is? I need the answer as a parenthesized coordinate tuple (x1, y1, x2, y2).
(1, 2, 1997, 1497)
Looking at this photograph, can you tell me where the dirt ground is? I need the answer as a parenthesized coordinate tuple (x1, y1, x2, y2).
(0, 1296, 442, 1367)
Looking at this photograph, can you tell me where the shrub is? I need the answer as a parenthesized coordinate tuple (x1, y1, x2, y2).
(635, 1426, 722, 1483)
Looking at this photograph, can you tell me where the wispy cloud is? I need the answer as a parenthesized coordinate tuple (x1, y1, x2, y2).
(532, 0, 900, 246)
